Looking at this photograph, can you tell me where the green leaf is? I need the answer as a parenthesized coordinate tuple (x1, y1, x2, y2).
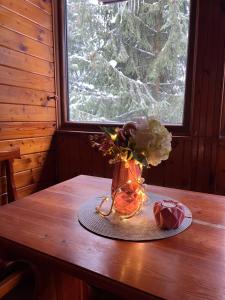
(132, 151, 149, 167)
(100, 126, 117, 136)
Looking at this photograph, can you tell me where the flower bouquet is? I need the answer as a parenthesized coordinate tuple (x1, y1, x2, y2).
(90, 117, 172, 219)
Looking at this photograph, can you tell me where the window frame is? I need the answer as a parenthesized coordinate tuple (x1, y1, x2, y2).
(53, 0, 198, 134)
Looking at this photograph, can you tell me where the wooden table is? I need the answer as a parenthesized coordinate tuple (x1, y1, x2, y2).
(0, 175, 225, 300)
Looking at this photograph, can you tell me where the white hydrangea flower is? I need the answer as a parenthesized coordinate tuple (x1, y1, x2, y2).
(132, 117, 172, 166)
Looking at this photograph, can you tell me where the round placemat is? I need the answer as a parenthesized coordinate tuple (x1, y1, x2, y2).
(78, 193, 192, 241)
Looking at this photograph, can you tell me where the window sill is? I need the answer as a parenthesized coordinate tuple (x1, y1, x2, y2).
(58, 121, 192, 137)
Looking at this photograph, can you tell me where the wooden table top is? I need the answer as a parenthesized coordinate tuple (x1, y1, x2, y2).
(0, 175, 225, 300)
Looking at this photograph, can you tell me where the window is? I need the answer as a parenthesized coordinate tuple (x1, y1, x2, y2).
(57, 0, 196, 130)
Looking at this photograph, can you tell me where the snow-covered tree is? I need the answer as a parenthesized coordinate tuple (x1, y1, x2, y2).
(66, 0, 190, 124)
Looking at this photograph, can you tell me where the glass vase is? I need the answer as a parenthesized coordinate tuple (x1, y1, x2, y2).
(111, 160, 146, 218)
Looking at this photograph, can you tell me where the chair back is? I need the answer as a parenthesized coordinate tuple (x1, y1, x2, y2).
(0, 148, 20, 203)
(0, 148, 35, 300)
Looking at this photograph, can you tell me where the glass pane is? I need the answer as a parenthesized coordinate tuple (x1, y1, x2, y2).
(66, 0, 191, 124)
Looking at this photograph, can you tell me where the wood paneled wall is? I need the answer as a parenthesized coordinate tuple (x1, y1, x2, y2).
(0, 0, 56, 203)
(56, 0, 225, 196)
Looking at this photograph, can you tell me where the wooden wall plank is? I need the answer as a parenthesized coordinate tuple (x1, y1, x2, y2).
(193, 137, 218, 193)
(0, 168, 6, 193)
(17, 179, 55, 199)
(0, 66, 54, 92)
(0, 167, 42, 194)
(191, 1, 213, 137)
(0, 148, 55, 197)
(0, 46, 54, 77)
(0, 6, 53, 46)
(0, 152, 53, 175)
(0, 0, 52, 30)
(215, 139, 225, 195)
(144, 163, 165, 186)
(0, 136, 54, 155)
(198, 1, 214, 137)
(16, 180, 55, 199)
(194, 138, 207, 192)
(0, 122, 56, 140)
(16, 165, 53, 189)
(182, 138, 193, 189)
(191, 0, 225, 138)
(79, 133, 111, 178)
(27, 0, 52, 15)
(0, 103, 56, 122)
(0, 26, 53, 62)
(19, 168, 55, 194)
(17, 183, 37, 198)
(204, 2, 219, 137)
(0, 192, 7, 205)
(0, 162, 55, 199)
(164, 139, 185, 189)
(0, 0, 56, 201)
(0, 85, 55, 107)
(213, 5, 225, 137)
(9, 161, 54, 189)
(13, 152, 50, 173)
